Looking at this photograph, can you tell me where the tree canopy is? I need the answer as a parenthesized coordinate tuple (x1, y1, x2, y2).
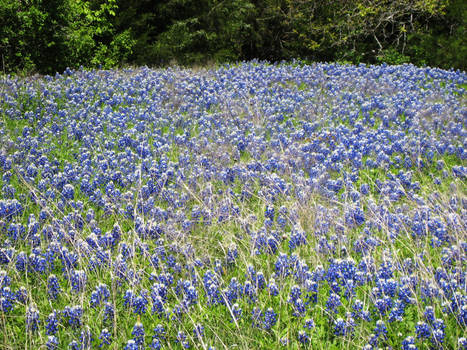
(0, 0, 465, 74)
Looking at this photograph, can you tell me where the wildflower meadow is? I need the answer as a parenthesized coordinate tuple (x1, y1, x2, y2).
(0, 61, 466, 349)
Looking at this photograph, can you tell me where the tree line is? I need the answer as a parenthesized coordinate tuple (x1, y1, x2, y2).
(1, 0, 465, 74)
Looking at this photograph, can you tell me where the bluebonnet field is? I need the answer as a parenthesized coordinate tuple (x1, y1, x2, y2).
(0, 61, 466, 349)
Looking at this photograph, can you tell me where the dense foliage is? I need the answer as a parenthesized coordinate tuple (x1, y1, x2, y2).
(0, 0, 465, 73)
(0, 62, 466, 348)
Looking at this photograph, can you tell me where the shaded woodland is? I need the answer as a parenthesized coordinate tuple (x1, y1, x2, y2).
(1, 0, 465, 74)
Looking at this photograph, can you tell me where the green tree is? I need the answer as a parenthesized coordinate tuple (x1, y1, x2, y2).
(0, 0, 71, 73)
(67, 0, 135, 68)
(1, 0, 465, 73)
(281, 0, 450, 64)
(406, 0, 466, 69)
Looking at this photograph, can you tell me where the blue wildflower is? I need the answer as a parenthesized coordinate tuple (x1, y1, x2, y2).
(263, 308, 277, 330)
(298, 330, 309, 345)
(26, 306, 40, 332)
(99, 328, 112, 347)
(46, 335, 59, 350)
(132, 322, 145, 347)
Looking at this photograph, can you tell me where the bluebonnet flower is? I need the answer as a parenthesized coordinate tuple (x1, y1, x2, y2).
(288, 285, 301, 303)
(398, 284, 414, 304)
(0, 287, 15, 312)
(246, 264, 256, 282)
(388, 300, 406, 322)
(151, 295, 165, 316)
(15, 286, 28, 304)
(68, 341, 80, 350)
(176, 331, 190, 348)
(152, 282, 168, 302)
(424, 306, 435, 323)
(184, 285, 198, 306)
(222, 283, 237, 307)
(0, 271, 10, 287)
(374, 320, 387, 338)
(46, 335, 59, 350)
(334, 317, 355, 336)
(70, 270, 87, 293)
(297, 330, 309, 345)
(349, 190, 360, 202)
(275, 253, 291, 276)
(303, 279, 318, 303)
(62, 184, 75, 200)
(103, 302, 114, 323)
(26, 306, 40, 331)
(152, 324, 166, 341)
(45, 311, 59, 335)
(214, 259, 223, 275)
(368, 333, 379, 347)
(345, 206, 365, 226)
(402, 336, 417, 350)
(263, 308, 277, 330)
(149, 338, 162, 350)
(432, 318, 446, 330)
(458, 304, 467, 327)
(279, 336, 289, 346)
(289, 228, 307, 250)
(343, 279, 356, 298)
(133, 292, 149, 315)
(99, 328, 112, 347)
(265, 206, 275, 220)
(268, 279, 279, 296)
(132, 322, 145, 347)
(243, 280, 256, 303)
(415, 321, 431, 339)
(378, 260, 394, 279)
(123, 289, 135, 308)
(15, 252, 27, 272)
(193, 323, 204, 338)
(62, 305, 83, 328)
(226, 243, 238, 264)
(379, 278, 397, 297)
(124, 340, 138, 350)
(277, 214, 287, 228)
(251, 307, 263, 327)
(256, 271, 266, 289)
(267, 235, 279, 253)
(90, 283, 110, 308)
(205, 281, 223, 306)
(458, 337, 467, 350)
(293, 298, 307, 317)
(326, 292, 341, 313)
(375, 296, 393, 315)
(28, 252, 47, 274)
(431, 328, 444, 346)
(231, 303, 242, 322)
